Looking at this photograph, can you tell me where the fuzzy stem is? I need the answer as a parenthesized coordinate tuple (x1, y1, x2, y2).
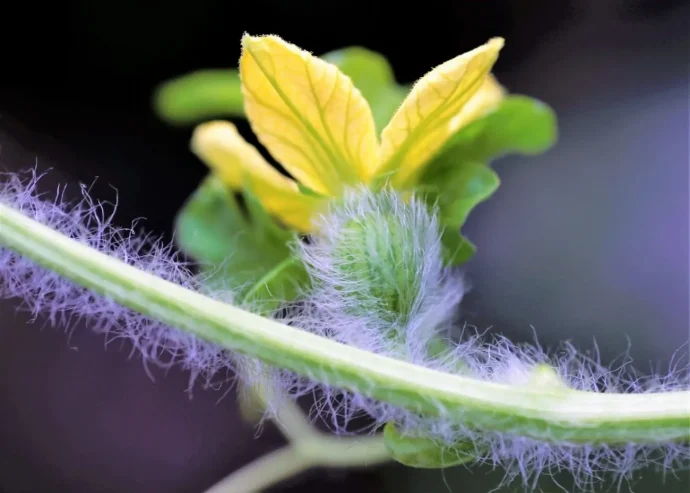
(0, 202, 688, 445)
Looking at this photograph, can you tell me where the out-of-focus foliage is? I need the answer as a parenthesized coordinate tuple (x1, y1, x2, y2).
(383, 422, 476, 468)
(382, 462, 690, 493)
(152, 46, 410, 129)
(174, 175, 307, 315)
(154, 70, 244, 124)
(419, 95, 556, 265)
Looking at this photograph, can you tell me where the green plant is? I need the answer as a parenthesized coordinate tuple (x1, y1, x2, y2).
(0, 34, 687, 493)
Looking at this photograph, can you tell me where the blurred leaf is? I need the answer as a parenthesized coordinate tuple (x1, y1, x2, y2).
(296, 182, 327, 198)
(241, 256, 309, 315)
(383, 459, 690, 493)
(419, 159, 499, 265)
(422, 160, 500, 228)
(175, 175, 307, 313)
(153, 69, 244, 125)
(322, 46, 407, 131)
(413, 95, 553, 265)
(383, 422, 476, 468)
(441, 230, 476, 265)
(152, 47, 410, 130)
(446, 95, 557, 162)
(321, 46, 395, 98)
(175, 175, 249, 266)
(369, 85, 408, 133)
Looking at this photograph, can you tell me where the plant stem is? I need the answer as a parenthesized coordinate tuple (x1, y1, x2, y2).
(204, 432, 390, 493)
(205, 445, 309, 493)
(213, 385, 390, 492)
(1, 202, 689, 444)
(262, 396, 318, 444)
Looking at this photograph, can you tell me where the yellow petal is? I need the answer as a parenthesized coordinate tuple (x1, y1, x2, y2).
(448, 74, 505, 134)
(191, 121, 322, 231)
(240, 34, 379, 195)
(377, 38, 504, 186)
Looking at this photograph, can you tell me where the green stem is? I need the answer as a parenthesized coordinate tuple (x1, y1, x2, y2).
(204, 445, 310, 493)
(264, 398, 318, 445)
(249, 385, 390, 464)
(218, 384, 390, 492)
(205, 434, 390, 493)
(0, 202, 688, 445)
(243, 382, 319, 443)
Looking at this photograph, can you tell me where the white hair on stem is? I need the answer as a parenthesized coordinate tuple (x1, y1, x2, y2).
(0, 171, 687, 491)
(0, 169, 242, 389)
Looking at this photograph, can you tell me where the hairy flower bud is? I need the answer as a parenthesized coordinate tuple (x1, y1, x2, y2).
(295, 187, 465, 357)
(331, 194, 433, 326)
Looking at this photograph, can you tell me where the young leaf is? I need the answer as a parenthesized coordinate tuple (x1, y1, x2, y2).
(413, 95, 554, 264)
(421, 160, 500, 229)
(153, 69, 245, 125)
(174, 175, 305, 308)
(418, 158, 499, 265)
(383, 422, 477, 468)
(321, 46, 396, 101)
(441, 230, 476, 265)
(175, 175, 250, 266)
(241, 256, 310, 315)
(446, 95, 557, 162)
(369, 85, 409, 134)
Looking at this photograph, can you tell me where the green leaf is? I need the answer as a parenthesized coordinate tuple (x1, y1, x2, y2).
(419, 158, 499, 265)
(441, 230, 476, 265)
(174, 175, 307, 312)
(175, 175, 249, 266)
(412, 96, 553, 265)
(153, 69, 245, 125)
(321, 46, 395, 97)
(296, 182, 328, 199)
(423, 160, 500, 228)
(322, 46, 407, 132)
(370, 85, 408, 134)
(383, 422, 477, 468)
(241, 256, 309, 315)
(446, 95, 557, 162)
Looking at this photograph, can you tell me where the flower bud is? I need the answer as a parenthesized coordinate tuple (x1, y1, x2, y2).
(297, 187, 465, 352)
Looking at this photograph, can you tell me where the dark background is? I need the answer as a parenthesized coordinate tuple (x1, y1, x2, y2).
(0, 0, 688, 491)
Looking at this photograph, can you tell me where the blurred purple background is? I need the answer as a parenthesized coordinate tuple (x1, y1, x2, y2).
(0, 0, 688, 491)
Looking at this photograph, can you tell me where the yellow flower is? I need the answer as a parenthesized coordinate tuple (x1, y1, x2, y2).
(191, 34, 505, 232)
